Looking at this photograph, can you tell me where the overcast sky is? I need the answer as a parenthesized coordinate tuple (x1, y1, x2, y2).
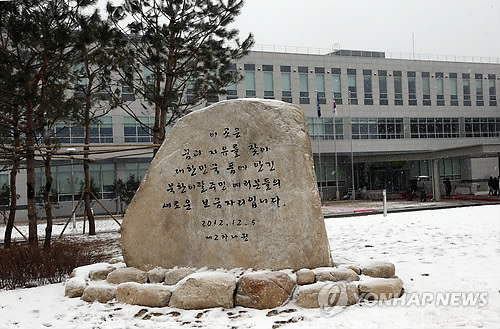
(232, 0, 500, 58)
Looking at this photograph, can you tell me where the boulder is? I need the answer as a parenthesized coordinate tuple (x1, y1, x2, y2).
(89, 266, 115, 281)
(65, 277, 88, 298)
(235, 272, 296, 309)
(106, 267, 147, 284)
(361, 262, 396, 278)
(148, 267, 168, 283)
(344, 265, 361, 275)
(121, 99, 332, 271)
(296, 282, 359, 308)
(169, 272, 236, 309)
(116, 282, 171, 307)
(164, 268, 196, 286)
(81, 285, 116, 303)
(359, 277, 404, 300)
(315, 267, 360, 282)
(296, 269, 315, 285)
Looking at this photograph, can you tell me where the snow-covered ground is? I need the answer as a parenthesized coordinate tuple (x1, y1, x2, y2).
(0, 205, 499, 329)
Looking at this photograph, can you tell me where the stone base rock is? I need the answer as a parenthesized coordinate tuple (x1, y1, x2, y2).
(106, 267, 147, 284)
(117, 282, 171, 307)
(164, 268, 196, 286)
(315, 267, 360, 282)
(169, 273, 236, 309)
(361, 262, 396, 278)
(147, 267, 168, 284)
(89, 266, 116, 281)
(296, 269, 315, 285)
(359, 278, 404, 300)
(296, 282, 359, 308)
(235, 272, 296, 309)
(65, 277, 88, 298)
(81, 285, 116, 303)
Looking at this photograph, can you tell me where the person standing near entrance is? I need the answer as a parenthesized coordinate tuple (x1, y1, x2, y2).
(494, 176, 499, 196)
(444, 178, 452, 197)
(488, 176, 494, 196)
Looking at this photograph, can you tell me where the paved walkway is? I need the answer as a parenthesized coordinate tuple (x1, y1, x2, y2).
(322, 195, 500, 218)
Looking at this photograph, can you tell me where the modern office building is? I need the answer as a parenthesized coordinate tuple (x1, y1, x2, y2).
(1, 48, 499, 218)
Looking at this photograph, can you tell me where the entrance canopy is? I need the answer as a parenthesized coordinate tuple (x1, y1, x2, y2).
(354, 144, 500, 163)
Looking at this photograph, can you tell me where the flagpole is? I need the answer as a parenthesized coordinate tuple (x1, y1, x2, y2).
(349, 90, 356, 201)
(332, 96, 340, 201)
(316, 91, 323, 203)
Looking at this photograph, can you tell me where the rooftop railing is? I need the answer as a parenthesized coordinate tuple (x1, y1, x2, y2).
(249, 44, 500, 64)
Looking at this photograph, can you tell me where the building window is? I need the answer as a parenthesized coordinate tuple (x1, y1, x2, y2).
(408, 71, 417, 106)
(299, 66, 309, 103)
(280, 65, 292, 102)
(124, 116, 153, 143)
(465, 117, 500, 137)
(489, 74, 497, 106)
(410, 118, 460, 138)
(439, 158, 462, 180)
(315, 67, 326, 103)
(351, 118, 404, 139)
(475, 74, 484, 106)
(463, 73, 471, 106)
(332, 68, 342, 104)
(347, 69, 357, 104)
(422, 72, 431, 106)
(263, 65, 274, 99)
(393, 71, 403, 106)
(125, 162, 150, 182)
(122, 84, 135, 101)
(54, 117, 113, 144)
(450, 73, 458, 106)
(378, 70, 388, 105)
(37, 162, 116, 202)
(308, 117, 343, 140)
(0, 172, 8, 206)
(226, 63, 238, 100)
(244, 64, 256, 97)
(363, 69, 373, 105)
(436, 72, 445, 106)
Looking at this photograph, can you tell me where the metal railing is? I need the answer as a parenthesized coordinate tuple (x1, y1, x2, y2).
(249, 44, 500, 64)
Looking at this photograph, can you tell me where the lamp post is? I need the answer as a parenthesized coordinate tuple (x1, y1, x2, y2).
(348, 91, 356, 201)
(66, 148, 77, 230)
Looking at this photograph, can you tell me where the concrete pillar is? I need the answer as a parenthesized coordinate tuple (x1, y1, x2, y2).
(432, 159, 441, 201)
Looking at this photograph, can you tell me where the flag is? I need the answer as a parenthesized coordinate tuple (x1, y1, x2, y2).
(316, 93, 321, 118)
(333, 98, 337, 116)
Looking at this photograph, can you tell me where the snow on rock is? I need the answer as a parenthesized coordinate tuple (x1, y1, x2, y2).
(358, 277, 404, 300)
(314, 267, 360, 282)
(64, 276, 88, 298)
(81, 283, 116, 303)
(163, 268, 196, 286)
(360, 261, 396, 278)
(106, 267, 147, 284)
(169, 272, 236, 309)
(116, 282, 171, 307)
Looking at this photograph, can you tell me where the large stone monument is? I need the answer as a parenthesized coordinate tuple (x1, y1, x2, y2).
(121, 99, 332, 270)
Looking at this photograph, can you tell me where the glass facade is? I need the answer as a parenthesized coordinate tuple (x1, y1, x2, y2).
(53, 116, 113, 144)
(308, 117, 343, 140)
(352, 118, 404, 140)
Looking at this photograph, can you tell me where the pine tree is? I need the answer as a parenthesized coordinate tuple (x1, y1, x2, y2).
(107, 0, 254, 149)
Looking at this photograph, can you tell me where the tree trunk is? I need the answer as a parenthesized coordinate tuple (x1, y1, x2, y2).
(84, 103, 96, 235)
(43, 145, 54, 249)
(4, 155, 20, 248)
(26, 100, 38, 246)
